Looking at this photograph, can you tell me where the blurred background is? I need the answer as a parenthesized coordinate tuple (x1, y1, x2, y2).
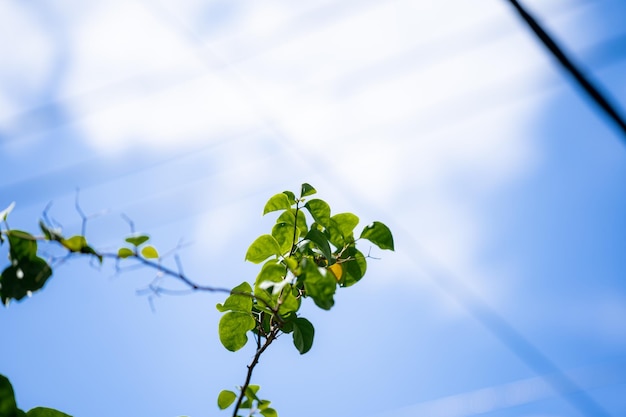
(1, 0, 625, 416)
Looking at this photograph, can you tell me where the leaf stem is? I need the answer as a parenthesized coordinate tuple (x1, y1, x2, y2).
(289, 202, 300, 257)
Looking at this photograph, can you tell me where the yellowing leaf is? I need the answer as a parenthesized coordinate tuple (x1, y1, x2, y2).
(118, 248, 134, 259)
(141, 246, 159, 259)
(61, 236, 88, 252)
(327, 263, 342, 281)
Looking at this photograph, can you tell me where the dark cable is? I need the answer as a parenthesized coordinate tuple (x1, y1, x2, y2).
(505, 0, 626, 141)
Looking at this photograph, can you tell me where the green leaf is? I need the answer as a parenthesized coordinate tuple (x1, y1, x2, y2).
(276, 209, 308, 236)
(218, 311, 256, 352)
(7, 231, 37, 261)
(245, 235, 281, 264)
(283, 257, 299, 275)
(255, 263, 285, 287)
(117, 248, 134, 259)
(277, 286, 300, 317)
(60, 236, 87, 252)
(304, 229, 332, 265)
(326, 224, 344, 249)
(39, 221, 63, 242)
(216, 282, 253, 313)
(0, 202, 15, 222)
(292, 317, 315, 354)
(302, 260, 336, 310)
(254, 262, 287, 305)
(217, 390, 237, 410)
(26, 407, 73, 417)
(141, 246, 159, 259)
(1, 258, 53, 305)
(125, 235, 150, 247)
(260, 408, 278, 417)
(341, 247, 367, 287)
(58, 237, 101, 263)
(244, 385, 260, 401)
(280, 319, 294, 334)
(304, 199, 331, 228)
(360, 221, 394, 251)
(85, 246, 102, 264)
(300, 183, 316, 197)
(271, 222, 295, 254)
(257, 399, 271, 410)
(263, 193, 292, 215)
(282, 191, 296, 205)
(0, 374, 19, 417)
(331, 213, 359, 240)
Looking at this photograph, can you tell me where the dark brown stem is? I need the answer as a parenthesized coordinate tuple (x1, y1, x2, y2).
(100, 252, 233, 294)
(232, 329, 278, 417)
(289, 202, 300, 257)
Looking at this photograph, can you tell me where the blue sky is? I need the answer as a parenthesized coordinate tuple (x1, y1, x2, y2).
(1, 1, 625, 416)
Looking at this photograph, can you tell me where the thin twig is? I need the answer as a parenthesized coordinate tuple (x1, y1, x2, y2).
(289, 202, 301, 257)
(74, 189, 88, 236)
(120, 213, 136, 234)
(100, 252, 233, 294)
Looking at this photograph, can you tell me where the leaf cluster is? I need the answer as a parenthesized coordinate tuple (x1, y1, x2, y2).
(219, 183, 393, 354)
(0, 201, 109, 306)
(0, 185, 394, 417)
(0, 201, 166, 307)
(118, 234, 159, 259)
(217, 184, 394, 416)
(218, 386, 277, 417)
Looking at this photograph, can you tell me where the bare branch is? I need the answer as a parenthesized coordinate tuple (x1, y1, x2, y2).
(120, 213, 136, 234)
(232, 329, 278, 417)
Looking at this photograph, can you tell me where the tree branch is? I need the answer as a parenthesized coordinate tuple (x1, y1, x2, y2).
(232, 329, 278, 417)
(101, 252, 233, 294)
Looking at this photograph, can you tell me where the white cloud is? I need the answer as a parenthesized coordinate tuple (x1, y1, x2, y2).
(74, 71, 261, 152)
(2, 0, 544, 299)
(62, 1, 206, 96)
(0, 3, 56, 122)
